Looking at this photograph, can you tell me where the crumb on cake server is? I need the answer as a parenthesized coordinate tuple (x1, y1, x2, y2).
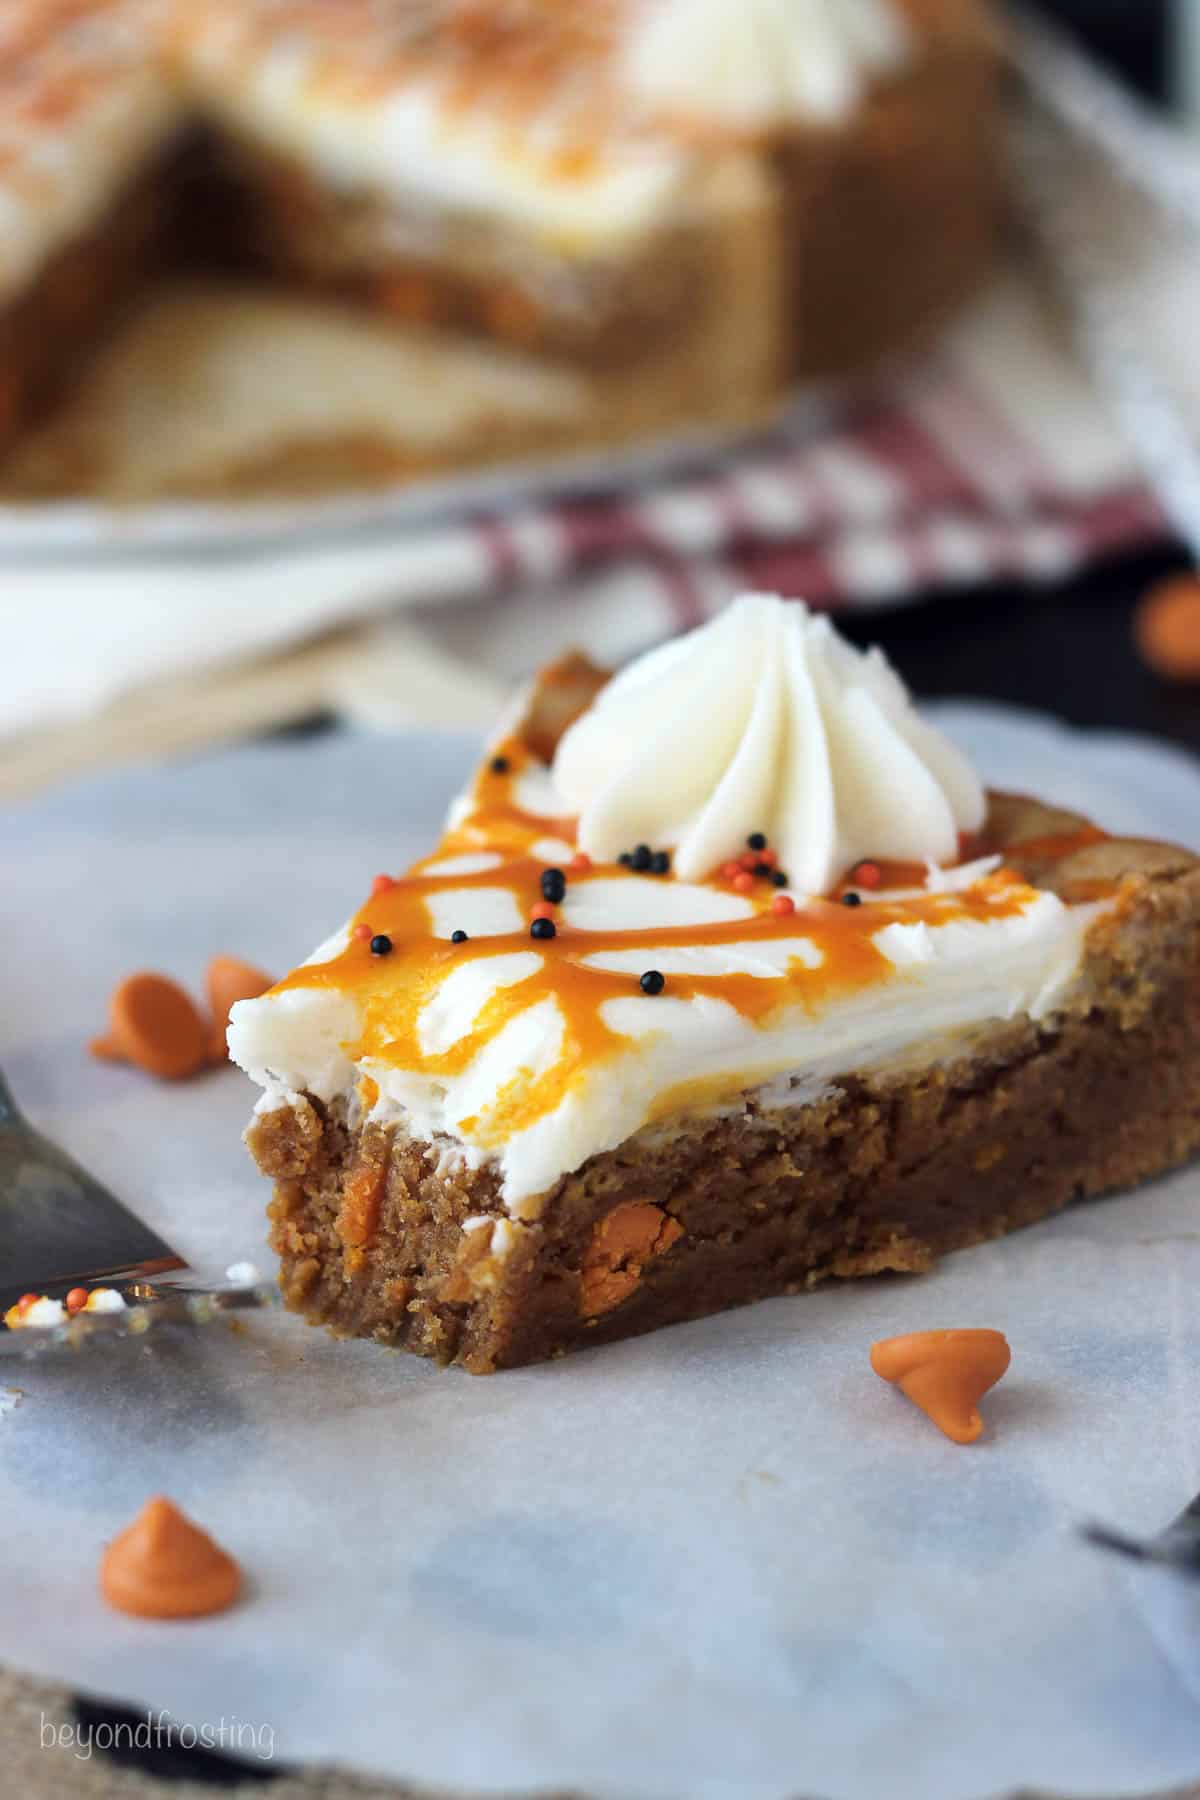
(173, 0, 1000, 398)
(0, 1, 182, 453)
(230, 595, 1200, 1373)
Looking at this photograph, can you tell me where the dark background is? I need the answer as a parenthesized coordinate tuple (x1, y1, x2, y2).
(852, 0, 1199, 756)
(1045, 0, 1169, 99)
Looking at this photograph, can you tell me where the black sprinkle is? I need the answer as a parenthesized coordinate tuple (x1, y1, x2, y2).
(618, 852, 634, 867)
(650, 851, 670, 876)
(540, 868, 567, 904)
(370, 933, 394, 955)
(747, 832, 767, 852)
(842, 892, 862, 908)
(451, 929, 469, 944)
(753, 861, 771, 877)
(771, 871, 789, 888)
(631, 844, 652, 872)
(639, 969, 666, 996)
(530, 917, 557, 940)
(489, 755, 510, 774)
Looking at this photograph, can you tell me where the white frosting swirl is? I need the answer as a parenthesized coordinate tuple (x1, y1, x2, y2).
(624, 0, 910, 130)
(551, 594, 986, 893)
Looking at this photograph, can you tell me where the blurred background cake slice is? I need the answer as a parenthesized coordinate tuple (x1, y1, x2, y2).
(0, 0, 182, 459)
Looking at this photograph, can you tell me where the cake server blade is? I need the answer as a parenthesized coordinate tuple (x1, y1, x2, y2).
(0, 1068, 188, 1304)
(0, 1067, 276, 1350)
(1081, 1492, 1200, 1581)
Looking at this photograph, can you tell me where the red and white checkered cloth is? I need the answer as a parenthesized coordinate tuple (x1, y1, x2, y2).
(412, 320, 1168, 679)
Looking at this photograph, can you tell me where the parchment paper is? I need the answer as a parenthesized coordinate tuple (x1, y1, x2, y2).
(3, 704, 1200, 1800)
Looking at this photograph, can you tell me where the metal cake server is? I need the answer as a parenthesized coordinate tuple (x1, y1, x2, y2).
(1082, 1495, 1200, 1582)
(0, 1067, 275, 1356)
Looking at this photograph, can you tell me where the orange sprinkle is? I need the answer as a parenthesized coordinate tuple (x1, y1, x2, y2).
(371, 874, 396, 896)
(530, 901, 557, 922)
(353, 923, 373, 942)
(739, 852, 759, 872)
(870, 1329, 1012, 1445)
(91, 974, 209, 1082)
(759, 848, 778, 869)
(854, 861, 882, 889)
(568, 851, 592, 873)
(100, 1497, 241, 1621)
(721, 861, 741, 880)
(65, 1288, 88, 1315)
(770, 894, 796, 917)
(733, 872, 754, 894)
(205, 955, 274, 1064)
(17, 1294, 37, 1314)
(1134, 573, 1200, 681)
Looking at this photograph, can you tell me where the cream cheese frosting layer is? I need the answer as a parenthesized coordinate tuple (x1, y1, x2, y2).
(624, 0, 909, 131)
(177, 0, 912, 251)
(231, 877, 1099, 1216)
(229, 825, 1102, 1218)
(178, 1, 695, 251)
(187, 61, 693, 252)
(0, 3, 181, 306)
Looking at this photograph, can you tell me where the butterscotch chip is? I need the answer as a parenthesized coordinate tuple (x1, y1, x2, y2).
(100, 1497, 241, 1620)
(870, 1329, 1011, 1445)
(335, 1154, 388, 1272)
(579, 1202, 684, 1319)
(1135, 574, 1200, 681)
(95, 973, 210, 1081)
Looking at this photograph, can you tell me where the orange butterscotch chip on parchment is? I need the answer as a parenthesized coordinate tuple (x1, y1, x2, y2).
(334, 1153, 387, 1273)
(100, 1497, 241, 1620)
(579, 1201, 684, 1319)
(90, 973, 210, 1081)
(870, 1329, 1011, 1445)
(1134, 573, 1200, 682)
(91, 957, 274, 1077)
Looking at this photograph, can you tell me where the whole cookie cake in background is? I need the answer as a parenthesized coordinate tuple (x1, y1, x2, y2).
(0, 0, 1003, 504)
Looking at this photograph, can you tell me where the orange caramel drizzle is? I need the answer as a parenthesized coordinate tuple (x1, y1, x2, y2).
(270, 738, 1090, 1145)
(1000, 826, 1107, 863)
